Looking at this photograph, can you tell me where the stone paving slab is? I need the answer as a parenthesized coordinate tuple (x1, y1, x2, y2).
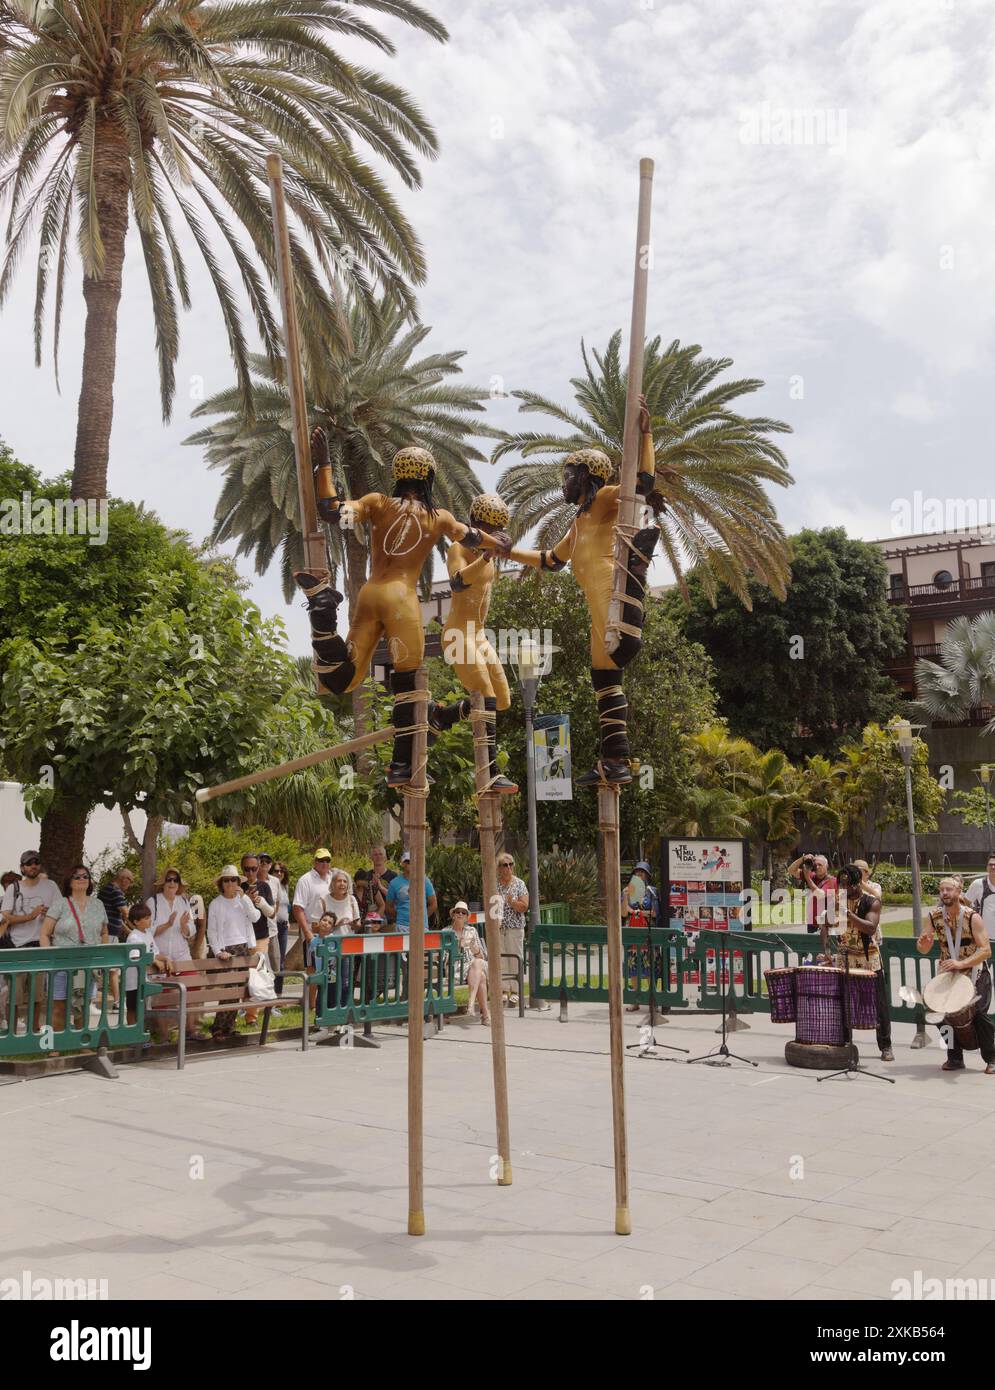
(2, 1003, 995, 1301)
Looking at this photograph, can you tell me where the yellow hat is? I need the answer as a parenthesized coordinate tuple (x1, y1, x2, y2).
(469, 493, 509, 528)
(392, 447, 436, 482)
(313, 848, 332, 861)
(563, 447, 615, 483)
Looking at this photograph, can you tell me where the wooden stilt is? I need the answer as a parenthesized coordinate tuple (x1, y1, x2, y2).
(406, 668, 429, 1235)
(598, 782, 631, 1235)
(470, 692, 512, 1186)
(194, 726, 395, 803)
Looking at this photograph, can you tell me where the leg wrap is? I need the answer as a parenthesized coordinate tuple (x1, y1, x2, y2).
(592, 668, 629, 763)
(429, 696, 471, 732)
(484, 695, 500, 779)
(295, 570, 353, 694)
(611, 526, 658, 669)
(390, 669, 418, 770)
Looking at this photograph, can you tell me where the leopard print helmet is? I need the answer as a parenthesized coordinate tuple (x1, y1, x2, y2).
(392, 447, 436, 482)
(469, 493, 510, 529)
(563, 448, 615, 483)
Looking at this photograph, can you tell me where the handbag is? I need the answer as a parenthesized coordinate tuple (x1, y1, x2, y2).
(247, 956, 278, 1002)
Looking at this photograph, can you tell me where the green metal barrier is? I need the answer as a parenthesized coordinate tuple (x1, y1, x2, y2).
(0, 944, 162, 1058)
(538, 902, 570, 926)
(527, 925, 692, 1009)
(309, 928, 458, 1029)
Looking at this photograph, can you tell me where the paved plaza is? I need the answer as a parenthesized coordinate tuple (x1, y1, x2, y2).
(3, 1005, 995, 1301)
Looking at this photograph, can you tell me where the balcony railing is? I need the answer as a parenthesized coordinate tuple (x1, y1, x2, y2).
(889, 576, 995, 606)
(932, 705, 995, 729)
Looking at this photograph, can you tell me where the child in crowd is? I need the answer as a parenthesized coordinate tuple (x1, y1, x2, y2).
(124, 900, 173, 1039)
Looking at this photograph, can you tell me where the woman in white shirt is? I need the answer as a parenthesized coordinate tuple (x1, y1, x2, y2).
(451, 902, 489, 1025)
(147, 867, 194, 962)
(206, 865, 262, 1040)
(324, 869, 360, 1008)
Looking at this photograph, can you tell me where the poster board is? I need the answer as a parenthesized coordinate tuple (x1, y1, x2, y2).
(534, 713, 572, 801)
(660, 837, 751, 941)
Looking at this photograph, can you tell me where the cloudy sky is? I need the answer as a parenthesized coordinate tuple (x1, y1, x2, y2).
(3, 0, 992, 652)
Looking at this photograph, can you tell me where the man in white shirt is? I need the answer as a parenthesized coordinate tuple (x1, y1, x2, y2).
(0, 851, 63, 1031)
(293, 848, 334, 1010)
(966, 855, 995, 934)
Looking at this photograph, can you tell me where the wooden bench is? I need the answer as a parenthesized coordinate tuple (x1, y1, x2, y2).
(150, 957, 310, 1069)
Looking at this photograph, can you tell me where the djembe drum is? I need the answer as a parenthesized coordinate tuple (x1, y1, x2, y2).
(922, 970, 980, 1050)
(764, 966, 797, 1023)
(768, 964, 878, 1068)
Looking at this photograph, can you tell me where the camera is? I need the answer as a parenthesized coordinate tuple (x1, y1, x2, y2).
(801, 855, 817, 871)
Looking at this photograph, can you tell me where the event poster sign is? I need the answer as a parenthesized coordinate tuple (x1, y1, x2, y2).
(661, 837, 750, 934)
(534, 713, 572, 801)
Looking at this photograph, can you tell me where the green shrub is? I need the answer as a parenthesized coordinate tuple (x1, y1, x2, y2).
(538, 847, 602, 924)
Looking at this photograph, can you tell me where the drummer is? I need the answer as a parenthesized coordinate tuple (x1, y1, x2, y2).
(917, 877, 995, 1074)
(832, 865, 894, 1062)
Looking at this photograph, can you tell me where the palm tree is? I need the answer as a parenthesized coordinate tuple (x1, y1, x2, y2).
(0, 0, 447, 499)
(668, 785, 749, 839)
(915, 613, 995, 732)
(740, 749, 839, 884)
(188, 298, 496, 611)
(495, 331, 793, 604)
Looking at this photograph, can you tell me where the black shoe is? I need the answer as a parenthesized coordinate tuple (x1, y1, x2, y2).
(386, 763, 434, 788)
(489, 774, 519, 794)
(576, 759, 632, 787)
(428, 698, 469, 733)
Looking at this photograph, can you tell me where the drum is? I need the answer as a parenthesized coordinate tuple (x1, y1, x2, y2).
(764, 966, 797, 1023)
(922, 970, 980, 1050)
(846, 968, 878, 1031)
(796, 966, 846, 1045)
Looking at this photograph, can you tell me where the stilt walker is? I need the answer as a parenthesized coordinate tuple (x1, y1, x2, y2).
(510, 160, 656, 1234)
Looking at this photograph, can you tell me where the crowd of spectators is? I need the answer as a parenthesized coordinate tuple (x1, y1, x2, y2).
(0, 841, 529, 1040)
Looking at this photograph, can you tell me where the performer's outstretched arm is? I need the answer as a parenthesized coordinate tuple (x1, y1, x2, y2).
(509, 525, 576, 572)
(439, 511, 510, 554)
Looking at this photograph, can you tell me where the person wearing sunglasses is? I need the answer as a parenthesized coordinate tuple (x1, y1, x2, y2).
(39, 865, 109, 1032)
(207, 866, 262, 1041)
(0, 852, 62, 1032)
(146, 867, 194, 963)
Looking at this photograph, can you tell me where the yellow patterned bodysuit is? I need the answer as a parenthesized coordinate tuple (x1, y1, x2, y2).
(441, 543, 510, 708)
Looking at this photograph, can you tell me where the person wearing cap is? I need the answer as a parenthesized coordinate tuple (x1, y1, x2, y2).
(207, 865, 262, 1040)
(0, 852, 62, 1032)
(622, 860, 661, 1011)
(293, 849, 335, 1011)
(385, 851, 437, 928)
(451, 902, 489, 1025)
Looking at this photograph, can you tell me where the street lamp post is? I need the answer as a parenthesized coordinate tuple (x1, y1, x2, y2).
(515, 638, 549, 1011)
(975, 764, 993, 854)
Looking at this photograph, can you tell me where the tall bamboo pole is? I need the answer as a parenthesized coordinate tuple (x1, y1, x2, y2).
(598, 783, 630, 1235)
(266, 153, 326, 576)
(194, 727, 395, 803)
(406, 669, 429, 1235)
(605, 158, 655, 658)
(470, 692, 512, 1186)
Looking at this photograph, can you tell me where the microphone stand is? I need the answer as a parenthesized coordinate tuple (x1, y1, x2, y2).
(626, 911, 687, 1061)
(687, 936, 757, 1068)
(818, 934, 893, 1085)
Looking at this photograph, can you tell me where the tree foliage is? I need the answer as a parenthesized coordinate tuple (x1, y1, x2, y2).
(668, 528, 906, 758)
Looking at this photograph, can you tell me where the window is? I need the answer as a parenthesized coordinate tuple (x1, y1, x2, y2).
(982, 562, 995, 587)
(933, 569, 954, 590)
(889, 573, 905, 597)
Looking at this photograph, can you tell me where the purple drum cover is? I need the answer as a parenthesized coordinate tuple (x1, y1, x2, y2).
(846, 972, 878, 1030)
(796, 966, 845, 1045)
(765, 968, 797, 1023)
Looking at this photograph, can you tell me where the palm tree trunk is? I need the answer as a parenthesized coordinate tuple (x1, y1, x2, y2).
(39, 792, 92, 886)
(71, 118, 130, 501)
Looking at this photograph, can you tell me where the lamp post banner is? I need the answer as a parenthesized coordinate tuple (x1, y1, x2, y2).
(534, 714, 572, 801)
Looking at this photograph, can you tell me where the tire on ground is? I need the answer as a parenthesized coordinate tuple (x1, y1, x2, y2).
(784, 1039, 858, 1070)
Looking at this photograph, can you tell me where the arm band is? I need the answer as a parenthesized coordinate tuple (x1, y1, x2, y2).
(636, 471, 655, 497)
(462, 527, 483, 549)
(450, 571, 470, 592)
(541, 550, 567, 572)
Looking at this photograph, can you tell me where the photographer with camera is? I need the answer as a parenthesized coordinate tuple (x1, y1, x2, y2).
(787, 852, 838, 940)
